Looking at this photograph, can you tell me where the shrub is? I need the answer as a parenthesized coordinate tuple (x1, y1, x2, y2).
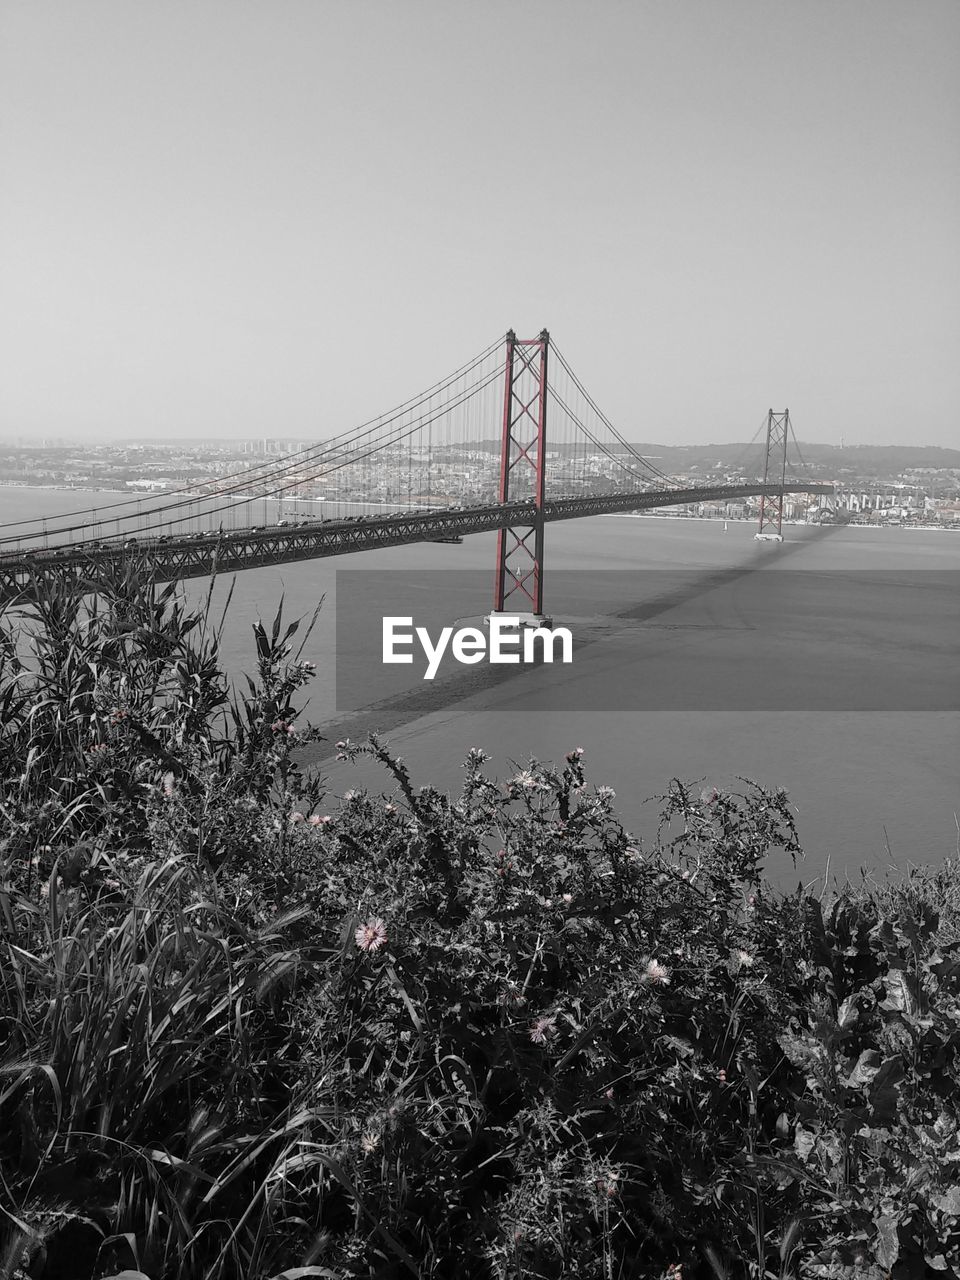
(2, 569, 960, 1278)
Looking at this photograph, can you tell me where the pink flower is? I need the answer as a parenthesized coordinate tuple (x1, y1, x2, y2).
(162, 771, 175, 798)
(700, 787, 718, 805)
(355, 918, 388, 952)
(529, 1015, 557, 1044)
(289, 811, 305, 824)
(643, 958, 671, 986)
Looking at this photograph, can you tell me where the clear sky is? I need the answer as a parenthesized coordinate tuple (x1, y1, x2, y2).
(1, 0, 958, 446)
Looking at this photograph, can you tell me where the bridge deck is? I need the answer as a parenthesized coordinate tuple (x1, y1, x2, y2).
(0, 483, 833, 600)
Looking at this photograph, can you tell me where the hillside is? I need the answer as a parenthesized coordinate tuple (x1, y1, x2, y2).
(628, 441, 960, 477)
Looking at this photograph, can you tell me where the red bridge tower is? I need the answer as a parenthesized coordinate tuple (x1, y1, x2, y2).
(491, 328, 550, 619)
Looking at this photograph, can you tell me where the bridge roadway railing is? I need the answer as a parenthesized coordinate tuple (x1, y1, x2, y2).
(0, 483, 834, 600)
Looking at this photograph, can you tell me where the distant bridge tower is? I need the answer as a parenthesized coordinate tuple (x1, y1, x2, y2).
(491, 328, 550, 619)
(755, 408, 790, 541)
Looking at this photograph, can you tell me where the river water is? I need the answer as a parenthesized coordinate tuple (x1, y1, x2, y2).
(3, 485, 958, 888)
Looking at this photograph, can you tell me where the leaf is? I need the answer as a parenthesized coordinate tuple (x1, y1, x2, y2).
(837, 995, 859, 1029)
(385, 963, 425, 1035)
(661, 1034, 696, 1058)
(867, 1055, 906, 1123)
(267, 1271, 342, 1280)
(846, 1049, 882, 1089)
(778, 1029, 823, 1071)
(933, 1186, 960, 1216)
(701, 1243, 729, 1280)
(874, 1214, 899, 1268)
(779, 1217, 803, 1262)
(142, 1149, 214, 1183)
(880, 969, 916, 1017)
(794, 1126, 815, 1161)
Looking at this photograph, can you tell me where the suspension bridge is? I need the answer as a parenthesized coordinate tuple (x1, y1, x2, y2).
(0, 330, 832, 612)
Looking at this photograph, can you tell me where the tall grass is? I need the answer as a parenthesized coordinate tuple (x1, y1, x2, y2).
(3, 565, 960, 1278)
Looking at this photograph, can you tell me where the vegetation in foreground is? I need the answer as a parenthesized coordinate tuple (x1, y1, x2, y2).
(2, 566, 960, 1279)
